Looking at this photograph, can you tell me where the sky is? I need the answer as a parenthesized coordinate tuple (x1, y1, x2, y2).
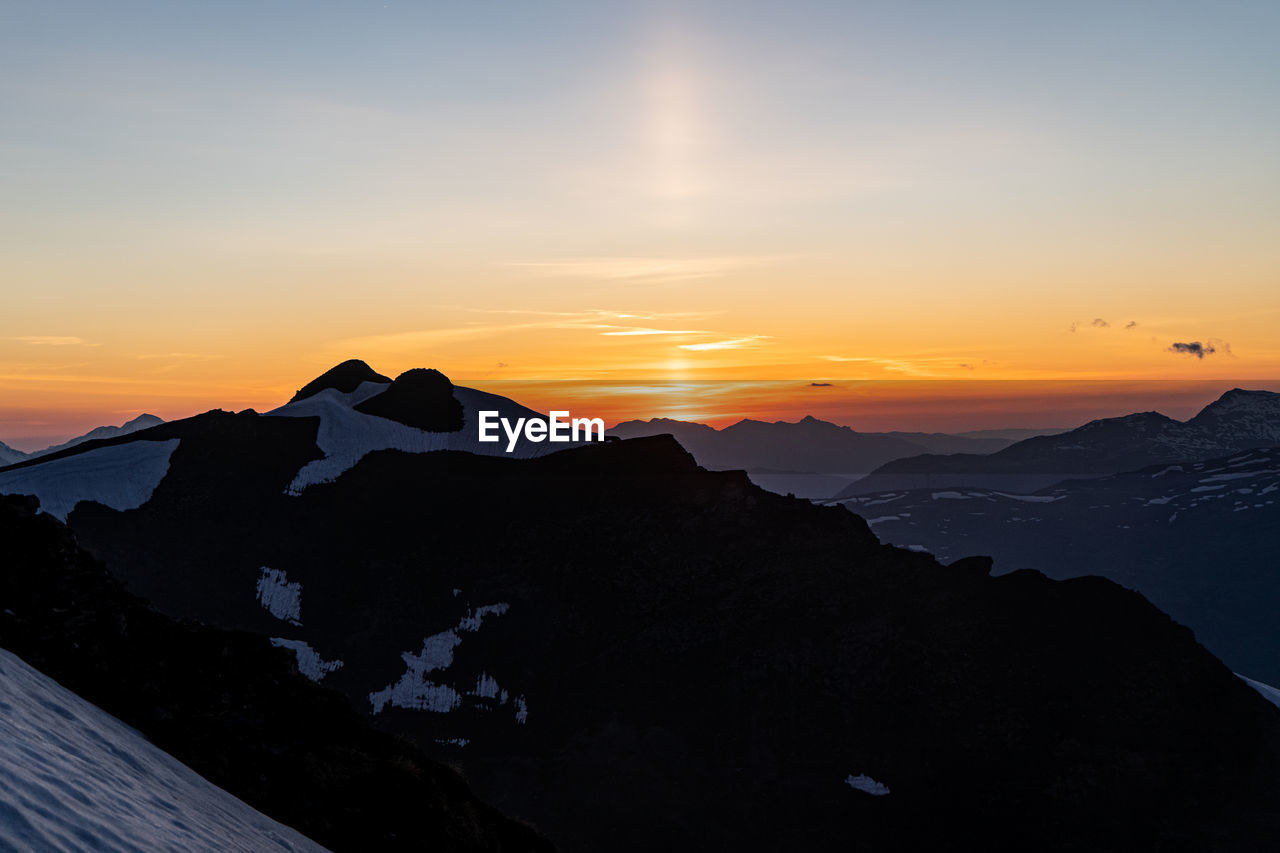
(2, 1, 1278, 446)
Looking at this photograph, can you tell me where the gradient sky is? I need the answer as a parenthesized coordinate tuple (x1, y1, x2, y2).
(2, 1, 1278, 446)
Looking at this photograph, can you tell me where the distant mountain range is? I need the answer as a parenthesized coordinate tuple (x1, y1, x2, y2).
(608, 416, 1059, 499)
(835, 388, 1280, 497)
(0, 440, 24, 466)
(4, 361, 1280, 851)
(830, 444, 1280, 684)
(0, 413, 165, 466)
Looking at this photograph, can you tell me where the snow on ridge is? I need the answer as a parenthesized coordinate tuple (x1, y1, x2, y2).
(266, 382, 584, 495)
(1238, 674, 1280, 710)
(256, 567, 302, 625)
(269, 638, 343, 682)
(0, 439, 180, 521)
(0, 648, 326, 853)
(459, 602, 509, 631)
(845, 773, 891, 796)
(369, 603, 527, 725)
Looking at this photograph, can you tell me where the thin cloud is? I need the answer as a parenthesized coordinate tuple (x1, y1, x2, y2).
(679, 336, 770, 351)
(506, 255, 786, 285)
(9, 336, 97, 347)
(136, 352, 224, 360)
(1124, 321, 1138, 329)
(809, 382, 834, 387)
(601, 328, 707, 336)
(1069, 318, 1111, 333)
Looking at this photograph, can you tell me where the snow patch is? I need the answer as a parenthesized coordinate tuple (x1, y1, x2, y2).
(369, 603, 513, 715)
(845, 773, 891, 796)
(993, 492, 1064, 503)
(0, 439, 180, 521)
(1201, 470, 1275, 483)
(256, 567, 302, 626)
(1238, 674, 1280, 710)
(269, 638, 343, 681)
(266, 383, 580, 494)
(0, 648, 325, 852)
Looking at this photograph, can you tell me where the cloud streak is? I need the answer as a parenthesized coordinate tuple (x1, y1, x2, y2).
(505, 255, 786, 285)
(8, 336, 96, 347)
(601, 328, 706, 336)
(679, 336, 770, 351)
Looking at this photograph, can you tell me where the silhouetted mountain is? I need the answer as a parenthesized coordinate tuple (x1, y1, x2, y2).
(0, 494, 554, 853)
(354, 368, 465, 431)
(956, 427, 1072, 441)
(609, 415, 1013, 499)
(829, 446, 1280, 684)
(3, 363, 1279, 851)
(291, 358, 392, 403)
(0, 439, 25, 466)
(29, 413, 166, 458)
(835, 389, 1280, 497)
(879, 431, 1015, 455)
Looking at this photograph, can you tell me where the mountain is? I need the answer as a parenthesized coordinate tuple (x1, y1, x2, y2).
(608, 415, 1013, 499)
(0, 493, 554, 852)
(956, 427, 1072, 441)
(880, 430, 1019, 455)
(0, 439, 25, 466)
(5, 362, 1280, 851)
(291, 358, 392, 402)
(1186, 387, 1280, 444)
(0, 361, 567, 518)
(0, 647, 326, 853)
(828, 445, 1280, 683)
(835, 389, 1280, 497)
(29, 413, 166, 458)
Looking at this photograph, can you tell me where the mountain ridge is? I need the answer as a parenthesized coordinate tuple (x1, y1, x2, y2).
(5, 361, 1276, 851)
(835, 387, 1280, 497)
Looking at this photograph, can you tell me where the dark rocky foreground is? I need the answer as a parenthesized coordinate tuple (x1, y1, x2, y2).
(45, 410, 1280, 852)
(0, 494, 554, 853)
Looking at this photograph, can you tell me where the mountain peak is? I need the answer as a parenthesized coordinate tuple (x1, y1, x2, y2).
(1187, 387, 1280, 442)
(290, 360, 392, 403)
(123, 414, 164, 430)
(352, 368, 464, 431)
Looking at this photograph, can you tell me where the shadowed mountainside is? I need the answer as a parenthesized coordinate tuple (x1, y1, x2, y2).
(0, 493, 554, 853)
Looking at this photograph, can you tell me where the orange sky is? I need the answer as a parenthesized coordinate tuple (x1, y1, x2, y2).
(3, 4, 1277, 449)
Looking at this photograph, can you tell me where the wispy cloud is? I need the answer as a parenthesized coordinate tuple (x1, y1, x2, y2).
(1068, 318, 1112, 333)
(602, 328, 706, 336)
(680, 336, 770, 351)
(136, 352, 223, 360)
(819, 355, 974, 376)
(505, 255, 785, 285)
(8, 336, 97, 347)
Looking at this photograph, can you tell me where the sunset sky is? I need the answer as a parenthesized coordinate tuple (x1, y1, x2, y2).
(3, 1, 1278, 447)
